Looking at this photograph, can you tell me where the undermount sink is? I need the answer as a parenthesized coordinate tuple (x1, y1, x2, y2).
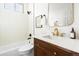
(42, 35, 52, 39)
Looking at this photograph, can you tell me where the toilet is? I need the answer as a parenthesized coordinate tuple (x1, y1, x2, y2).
(18, 44, 33, 56)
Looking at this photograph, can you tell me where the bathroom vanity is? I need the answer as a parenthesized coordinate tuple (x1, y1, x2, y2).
(34, 3, 79, 56)
(34, 36, 79, 56)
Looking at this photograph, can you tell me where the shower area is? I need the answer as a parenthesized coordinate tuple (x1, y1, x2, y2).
(0, 3, 34, 56)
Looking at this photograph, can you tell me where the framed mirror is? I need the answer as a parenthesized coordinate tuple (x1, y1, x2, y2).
(35, 15, 46, 28)
(48, 3, 74, 27)
(34, 3, 48, 28)
(35, 15, 43, 28)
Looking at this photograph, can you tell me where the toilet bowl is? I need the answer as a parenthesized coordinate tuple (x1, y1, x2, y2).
(18, 44, 33, 56)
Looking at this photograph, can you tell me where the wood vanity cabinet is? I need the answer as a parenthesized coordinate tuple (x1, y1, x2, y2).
(34, 38, 79, 56)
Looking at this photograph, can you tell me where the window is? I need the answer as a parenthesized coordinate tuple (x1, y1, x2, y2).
(0, 3, 24, 13)
(5, 3, 15, 11)
(15, 4, 24, 13)
(0, 3, 4, 10)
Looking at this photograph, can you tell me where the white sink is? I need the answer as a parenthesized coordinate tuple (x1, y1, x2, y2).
(42, 35, 53, 39)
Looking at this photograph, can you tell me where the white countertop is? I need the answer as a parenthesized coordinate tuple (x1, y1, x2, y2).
(34, 35, 79, 53)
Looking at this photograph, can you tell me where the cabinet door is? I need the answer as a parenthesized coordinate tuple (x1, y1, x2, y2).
(36, 46, 50, 56)
(34, 45, 37, 56)
(34, 38, 50, 56)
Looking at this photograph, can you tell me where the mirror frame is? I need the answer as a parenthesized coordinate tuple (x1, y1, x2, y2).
(48, 3, 74, 27)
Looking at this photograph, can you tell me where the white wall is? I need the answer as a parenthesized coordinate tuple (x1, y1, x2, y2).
(28, 4, 34, 35)
(0, 5, 29, 46)
(34, 3, 48, 35)
(24, 3, 34, 36)
(35, 3, 48, 18)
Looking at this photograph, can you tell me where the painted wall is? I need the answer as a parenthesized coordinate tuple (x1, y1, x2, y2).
(34, 3, 48, 35)
(35, 3, 48, 17)
(27, 4, 34, 35)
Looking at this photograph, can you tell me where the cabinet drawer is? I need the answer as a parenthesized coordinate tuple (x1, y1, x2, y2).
(49, 43, 73, 56)
(50, 49, 72, 56)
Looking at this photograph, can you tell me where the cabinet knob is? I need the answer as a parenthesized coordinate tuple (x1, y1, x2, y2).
(54, 52, 57, 55)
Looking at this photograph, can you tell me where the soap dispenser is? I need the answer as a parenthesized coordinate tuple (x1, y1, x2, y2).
(70, 28, 76, 39)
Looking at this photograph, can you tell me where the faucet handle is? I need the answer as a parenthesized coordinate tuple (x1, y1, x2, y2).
(60, 33, 66, 37)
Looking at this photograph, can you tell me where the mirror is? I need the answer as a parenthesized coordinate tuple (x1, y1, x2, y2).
(48, 3, 74, 27)
(35, 14, 46, 28)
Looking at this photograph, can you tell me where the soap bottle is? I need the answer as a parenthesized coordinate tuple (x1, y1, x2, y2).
(70, 28, 76, 39)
